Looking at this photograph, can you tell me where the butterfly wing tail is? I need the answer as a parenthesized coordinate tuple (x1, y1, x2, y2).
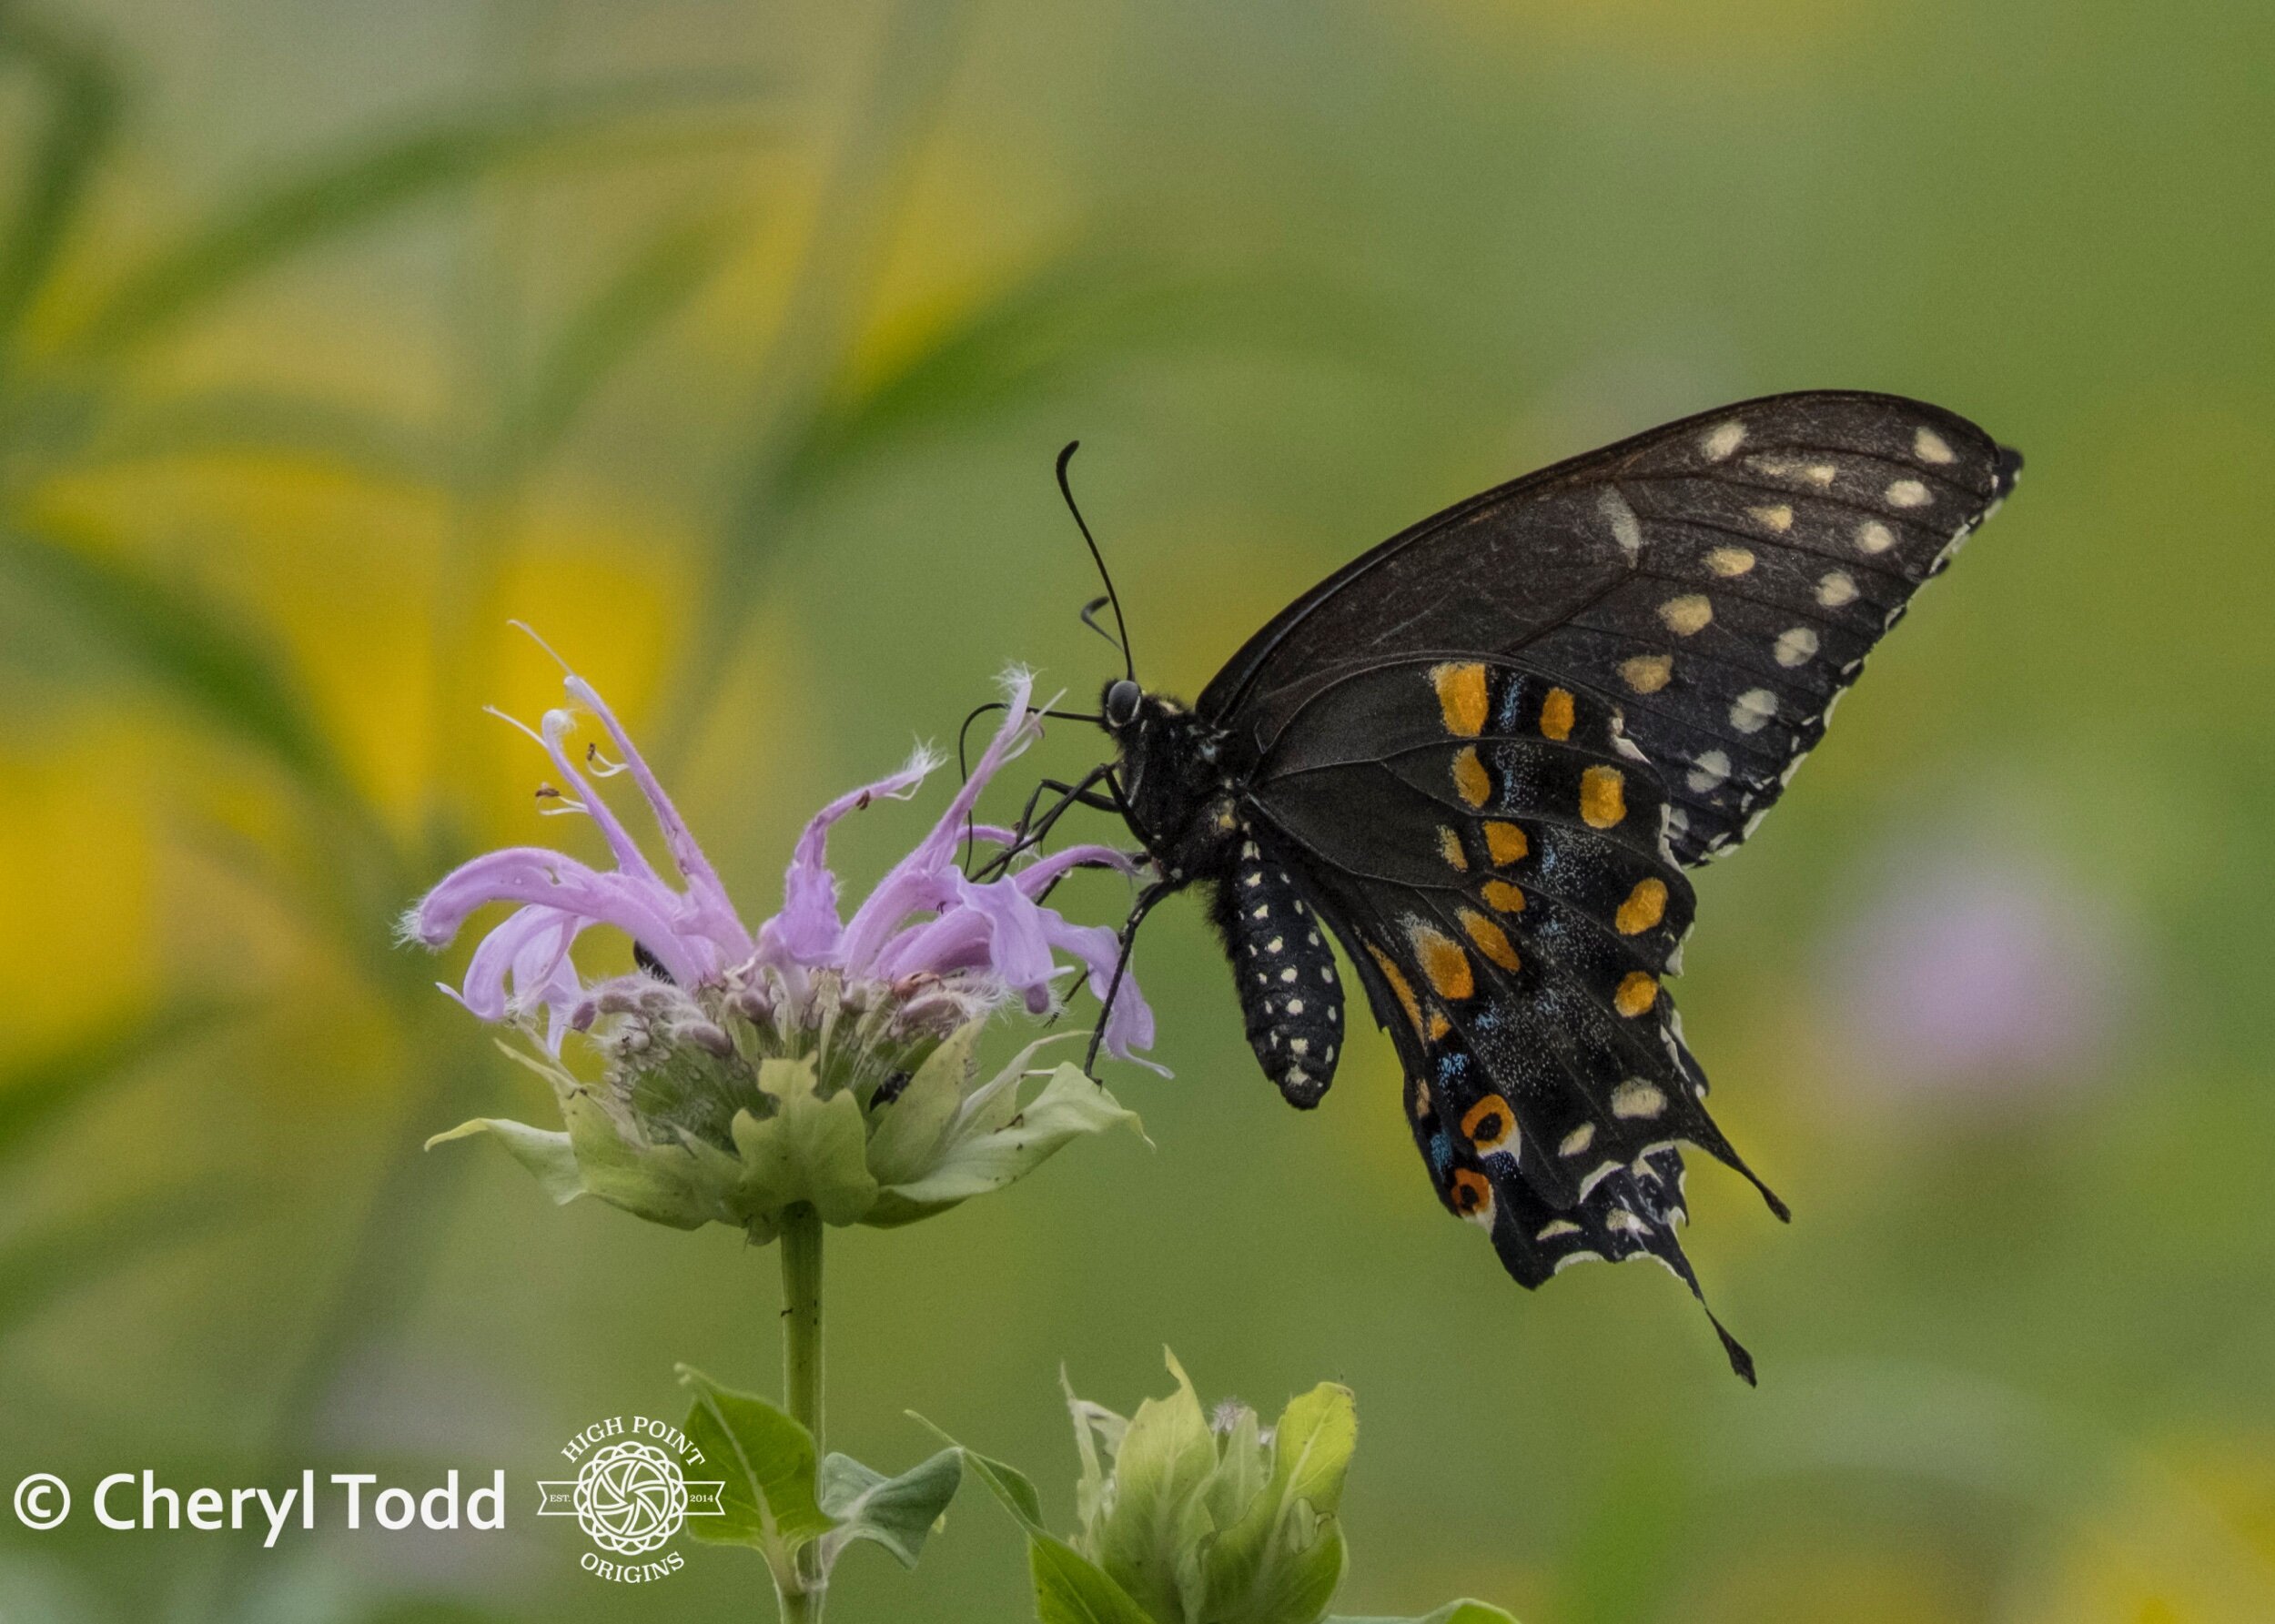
(1468, 1127, 1759, 1385)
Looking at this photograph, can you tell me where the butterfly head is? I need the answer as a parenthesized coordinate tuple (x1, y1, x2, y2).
(1101, 677, 1143, 731)
(1097, 679, 1192, 744)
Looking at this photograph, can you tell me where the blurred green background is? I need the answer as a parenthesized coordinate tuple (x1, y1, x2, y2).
(2, 0, 2271, 1619)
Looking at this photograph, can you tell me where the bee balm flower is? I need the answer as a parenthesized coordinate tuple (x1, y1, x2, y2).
(405, 645, 1152, 1239)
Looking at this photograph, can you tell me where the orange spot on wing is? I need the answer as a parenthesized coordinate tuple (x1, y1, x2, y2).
(1482, 821, 1528, 865)
(1426, 1011, 1451, 1040)
(1368, 944, 1424, 1035)
(1461, 1094, 1516, 1155)
(1431, 662, 1490, 737)
(1451, 746, 1491, 808)
(1540, 686, 1575, 741)
(1615, 877, 1668, 935)
(1614, 971, 1659, 1017)
(1438, 826, 1469, 872)
(1407, 923, 1475, 1001)
(1481, 879, 1525, 913)
(1459, 907, 1520, 972)
(1580, 765, 1627, 829)
(1449, 1167, 1493, 1220)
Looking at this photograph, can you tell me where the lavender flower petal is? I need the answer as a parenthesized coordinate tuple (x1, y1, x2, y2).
(563, 671, 753, 964)
(767, 748, 936, 966)
(1042, 911, 1158, 1067)
(410, 847, 707, 986)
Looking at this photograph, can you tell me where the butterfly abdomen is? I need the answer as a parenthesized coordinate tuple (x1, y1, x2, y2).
(1208, 837, 1345, 1108)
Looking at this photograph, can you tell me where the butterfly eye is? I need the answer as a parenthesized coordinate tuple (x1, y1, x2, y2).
(1105, 679, 1142, 729)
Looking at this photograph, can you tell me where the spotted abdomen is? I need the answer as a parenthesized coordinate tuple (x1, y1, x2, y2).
(1212, 838, 1345, 1108)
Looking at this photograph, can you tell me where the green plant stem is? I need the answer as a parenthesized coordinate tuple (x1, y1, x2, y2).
(781, 1203, 826, 1623)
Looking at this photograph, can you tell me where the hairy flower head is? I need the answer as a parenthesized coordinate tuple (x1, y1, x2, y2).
(406, 635, 1152, 1238)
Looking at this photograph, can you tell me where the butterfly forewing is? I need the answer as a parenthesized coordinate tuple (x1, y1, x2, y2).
(1529, 394, 2018, 861)
(1202, 391, 2019, 865)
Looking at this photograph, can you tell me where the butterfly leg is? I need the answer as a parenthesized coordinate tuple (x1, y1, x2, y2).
(969, 765, 1124, 881)
(1081, 877, 1176, 1077)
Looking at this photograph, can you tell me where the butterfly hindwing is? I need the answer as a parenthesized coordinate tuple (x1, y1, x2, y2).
(1247, 661, 1774, 1165)
(1231, 655, 1785, 1374)
(1344, 883, 1758, 1379)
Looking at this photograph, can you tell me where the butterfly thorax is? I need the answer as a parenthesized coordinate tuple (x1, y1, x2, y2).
(1102, 690, 1248, 883)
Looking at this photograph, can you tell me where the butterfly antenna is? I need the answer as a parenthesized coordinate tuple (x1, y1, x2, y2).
(1079, 595, 1122, 658)
(956, 700, 1008, 871)
(1057, 440, 1135, 681)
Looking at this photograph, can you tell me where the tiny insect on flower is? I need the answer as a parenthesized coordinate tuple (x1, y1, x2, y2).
(405, 631, 1155, 1240)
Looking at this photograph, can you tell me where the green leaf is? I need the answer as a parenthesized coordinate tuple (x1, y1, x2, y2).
(677, 1365, 836, 1585)
(1197, 1403, 1270, 1550)
(561, 1087, 730, 1229)
(953, 1029, 1088, 1139)
(0, 1188, 243, 1341)
(1204, 1382, 1360, 1624)
(431, 1043, 733, 1230)
(0, 10, 124, 345)
(83, 388, 449, 489)
(1092, 1350, 1219, 1624)
(1063, 1369, 1127, 1544)
(905, 1417, 1047, 1535)
(814, 1447, 962, 1570)
(733, 1057, 878, 1226)
(866, 1063, 1140, 1226)
(0, 1002, 226, 1167)
(861, 1016, 982, 1185)
(506, 208, 748, 465)
(65, 76, 774, 358)
(424, 1117, 583, 1206)
(909, 1417, 1173, 1624)
(0, 525, 346, 796)
(1324, 1605, 1520, 1624)
(1032, 1536, 1162, 1624)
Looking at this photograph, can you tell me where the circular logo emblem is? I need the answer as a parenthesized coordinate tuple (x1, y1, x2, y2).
(570, 1440, 690, 1555)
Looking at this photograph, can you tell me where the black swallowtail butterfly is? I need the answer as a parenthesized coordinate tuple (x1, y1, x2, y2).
(1019, 391, 2020, 1381)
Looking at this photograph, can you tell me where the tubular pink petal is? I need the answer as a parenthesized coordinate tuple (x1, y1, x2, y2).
(457, 904, 576, 1021)
(1043, 912, 1161, 1069)
(954, 875, 1058, 1002)
(1010, 842, 1142, 897)
(838, 866, 964, 979)
(836, 851, 958, 975)
(533, 950, 588, 1054)
(414, 848, 705, 985)
(412, 847, 607, 943)
(564, 673, 752, 958)
(905, 671, 1040, 873)
(871, 908, 996, 984)
(773, 748, 937, 963)
(538, 708, 661, 885)
(834, 681, 1038, 972)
